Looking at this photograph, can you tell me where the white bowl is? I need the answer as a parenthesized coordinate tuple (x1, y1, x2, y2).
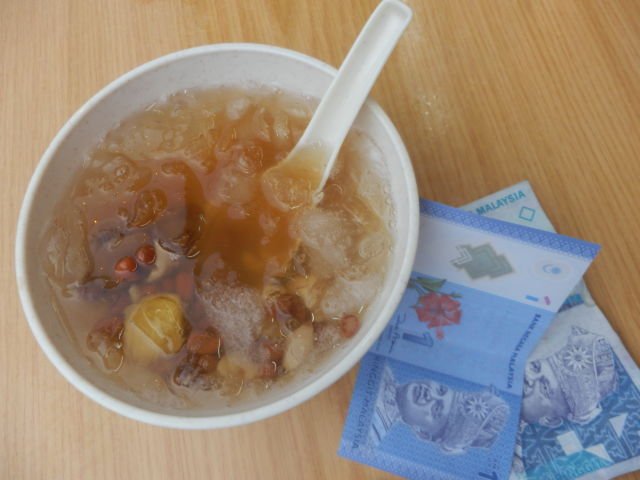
(15, 43, 419, 429)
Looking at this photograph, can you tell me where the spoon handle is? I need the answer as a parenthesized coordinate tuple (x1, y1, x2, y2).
(298, 0, 412, 189)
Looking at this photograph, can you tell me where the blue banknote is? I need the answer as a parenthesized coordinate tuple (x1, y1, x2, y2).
(463, 181, 640, 480)
(339, 199, 600, 479)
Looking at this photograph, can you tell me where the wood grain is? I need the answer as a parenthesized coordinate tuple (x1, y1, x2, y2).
(1, 0, 639, 478)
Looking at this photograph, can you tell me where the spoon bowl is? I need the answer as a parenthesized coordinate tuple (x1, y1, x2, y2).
(262, 0, 412, 209)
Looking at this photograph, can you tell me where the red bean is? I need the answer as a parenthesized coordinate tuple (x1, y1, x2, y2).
(114, 256, 137, 274)
(135, 244, 156, 265)
(340, 314, 360, 339)
(186, 328, 222, 356)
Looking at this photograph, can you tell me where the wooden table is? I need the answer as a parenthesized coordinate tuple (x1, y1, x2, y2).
(2, 1, 639, 478)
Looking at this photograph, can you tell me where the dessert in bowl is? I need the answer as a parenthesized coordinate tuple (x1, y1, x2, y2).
(15, 44, 419, 428)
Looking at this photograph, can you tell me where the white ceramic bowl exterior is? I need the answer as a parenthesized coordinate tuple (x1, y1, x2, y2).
(15, 44, 419, 429)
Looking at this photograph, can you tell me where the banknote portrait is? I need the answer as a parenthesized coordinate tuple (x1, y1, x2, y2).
(368, 366, 510, 454)
(521, 326, 617, 428)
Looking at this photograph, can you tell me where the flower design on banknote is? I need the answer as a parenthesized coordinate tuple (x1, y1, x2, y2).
(414, 293, 461, 339)
(563, 345, 592, 372)
(464, 395, 489, 420)
(408, 276, 462, 340)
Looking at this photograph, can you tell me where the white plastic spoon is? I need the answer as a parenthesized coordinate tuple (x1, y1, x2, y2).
(262, 0, 412, 210)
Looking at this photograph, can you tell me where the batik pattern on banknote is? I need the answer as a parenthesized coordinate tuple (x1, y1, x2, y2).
(514, 305, 640, 480)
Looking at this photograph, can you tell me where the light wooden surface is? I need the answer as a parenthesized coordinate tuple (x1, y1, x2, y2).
(2, 0, 639, 478)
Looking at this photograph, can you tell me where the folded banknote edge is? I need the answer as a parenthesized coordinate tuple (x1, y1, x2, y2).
(420, 199, 600, 261)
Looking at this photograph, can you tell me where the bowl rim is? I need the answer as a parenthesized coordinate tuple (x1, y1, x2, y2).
(15, 42, 419, 429)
